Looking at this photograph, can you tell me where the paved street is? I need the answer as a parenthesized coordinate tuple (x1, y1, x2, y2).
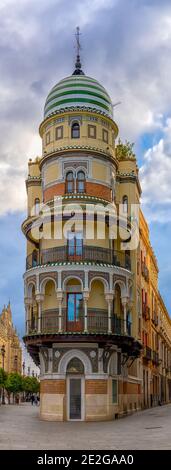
(0, 403, 171, 450)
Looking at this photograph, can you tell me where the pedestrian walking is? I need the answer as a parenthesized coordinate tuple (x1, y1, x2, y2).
(34, 395, 38, 405)
(31, 394, 34, 405)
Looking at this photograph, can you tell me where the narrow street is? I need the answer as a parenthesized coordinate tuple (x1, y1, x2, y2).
(0, 403, 171, 450)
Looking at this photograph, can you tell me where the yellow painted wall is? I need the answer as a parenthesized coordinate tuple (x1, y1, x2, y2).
(28, 160, 40, 177)
(44, 163, 60, 185)
(42, 281, 58, 310)
(88, 280, 107, 309)
(40, 111, 118, 159)
(27, 185, 42, 216)
(92, 161, 109, 183)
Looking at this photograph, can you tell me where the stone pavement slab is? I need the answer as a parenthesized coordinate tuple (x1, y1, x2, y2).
(0, 403, 171, 450)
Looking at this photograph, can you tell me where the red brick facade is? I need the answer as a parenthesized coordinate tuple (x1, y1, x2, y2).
(85, 380, 107, 394)
(43, 181, 111, 203)
(40, 380, 66, 394)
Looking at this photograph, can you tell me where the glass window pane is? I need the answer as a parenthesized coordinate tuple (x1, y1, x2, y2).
(75, 233, 83, 255)
(67, 182, 73, 193)
(76, 238, 82, 255)
(76, 294, 83, 320)
(67, 172, 73, 181)
(77, 171, 85, 180)
(68, 294, 75, 321)
(68, 237, 75, 255)
(72, 123, 80, 138)
(78, 181, 84, 192)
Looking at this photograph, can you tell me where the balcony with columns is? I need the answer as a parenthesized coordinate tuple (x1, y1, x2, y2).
(26, 309, 132, 336)
(24, 277, 142, 364)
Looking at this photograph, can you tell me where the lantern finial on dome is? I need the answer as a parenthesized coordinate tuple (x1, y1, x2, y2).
(72, 26, 85, 76)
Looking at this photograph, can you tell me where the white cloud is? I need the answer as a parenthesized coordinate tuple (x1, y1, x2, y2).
(0, 0, 171, 216)
(140, 118, 171, 222)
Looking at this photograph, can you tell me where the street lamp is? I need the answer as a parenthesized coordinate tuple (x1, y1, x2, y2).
(1, 344, 5, 405)
(22, 361, 25, 376)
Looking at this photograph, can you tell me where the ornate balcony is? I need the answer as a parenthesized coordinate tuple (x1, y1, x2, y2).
(152, 350, 159, 366)
(141, 262, 149, 282)
(142, 303, 150, 320)
(26, 309, 132, 336)
(143, 346, 152, 361)
(152, 314, 158, 327)
(26, 246, 131, 271)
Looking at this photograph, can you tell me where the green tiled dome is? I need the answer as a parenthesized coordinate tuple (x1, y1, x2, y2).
(44, 74, 113, 119)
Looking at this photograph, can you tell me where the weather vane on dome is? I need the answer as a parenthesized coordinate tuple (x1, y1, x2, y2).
(76, 26, 81, 56)
(72, 26, 85, 76)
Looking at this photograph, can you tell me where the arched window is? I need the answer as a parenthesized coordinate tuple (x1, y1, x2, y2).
(66, 171, 74, 193)
(66, 358, 84, 374)
(71, 122, 80, 138)
(123, 195, 128, 213)
(35, 198, 40, 216)
(77, 171, 85, 193)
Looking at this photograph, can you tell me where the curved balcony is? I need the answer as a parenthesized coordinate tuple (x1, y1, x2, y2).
(26, 246, 131, 271)
(26, 309, 132, 336)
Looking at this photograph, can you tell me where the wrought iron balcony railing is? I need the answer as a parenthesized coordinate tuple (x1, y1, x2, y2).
(152, 350, 159, 365)
(143, 346, 152, 361)
(26, 310, 132, 336)
(26, 246, 131, 271)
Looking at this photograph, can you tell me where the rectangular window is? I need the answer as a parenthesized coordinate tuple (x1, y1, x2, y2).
(45, 132, 50, 145)
(88, 124, 96, 138)
(68, 232, 83, 257)
(102, 129, 108, 143)
(55, 125, 63, 140)
(112, 379, 118, 404)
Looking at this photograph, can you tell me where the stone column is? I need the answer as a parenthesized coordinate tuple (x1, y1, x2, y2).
(83, 291, 89, 333)
(105, 293, 114, 334)
(36, 293, 44, 333)
(121, 297, 128, 335)
(24, 297, 32, 334)
(57, 290, 63, 332)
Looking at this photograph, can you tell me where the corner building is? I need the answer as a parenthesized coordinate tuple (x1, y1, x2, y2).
(23, 57, 147, 421)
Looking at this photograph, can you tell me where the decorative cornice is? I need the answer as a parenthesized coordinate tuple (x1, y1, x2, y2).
(39, 108, 118, 144)
(26, 176, 42, 188)
(116, 172, 141, 195)
(47, 193, 110, 205)
(39, 146, 117, 170)
(24, 262, 133, 279)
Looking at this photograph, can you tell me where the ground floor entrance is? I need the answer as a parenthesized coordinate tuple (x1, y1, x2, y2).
(67, 376, 84, 421)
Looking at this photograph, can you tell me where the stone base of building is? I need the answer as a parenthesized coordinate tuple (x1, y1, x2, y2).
(40, 378, 142, 422)
(38, 343, 142, 422)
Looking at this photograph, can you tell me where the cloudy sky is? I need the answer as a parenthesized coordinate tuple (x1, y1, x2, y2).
(0, 0, 171, 335)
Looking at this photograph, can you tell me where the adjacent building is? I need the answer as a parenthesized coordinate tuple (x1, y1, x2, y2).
(0, 303, 22, 374)
(22, 48, 171, 421)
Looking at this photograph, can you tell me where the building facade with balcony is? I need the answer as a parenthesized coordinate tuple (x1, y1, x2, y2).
(139, 211, 171, 408)
(22, 50, 171, 421)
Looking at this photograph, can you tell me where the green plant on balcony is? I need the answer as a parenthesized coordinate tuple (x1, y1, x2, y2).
(115, 139, 136, 161)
